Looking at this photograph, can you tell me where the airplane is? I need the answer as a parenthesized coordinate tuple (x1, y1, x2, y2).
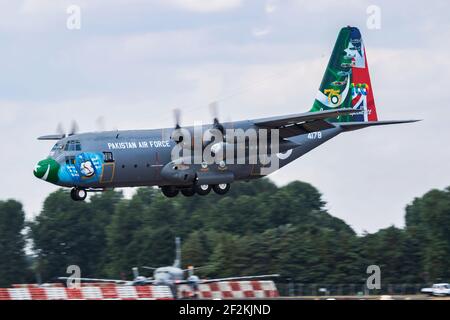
(34, 26, 419, 201)
(58, 237, 280, 298)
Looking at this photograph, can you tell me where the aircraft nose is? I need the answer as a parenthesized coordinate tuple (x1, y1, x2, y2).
(154, 273, 170, 285)
(33, 158, 61, 183)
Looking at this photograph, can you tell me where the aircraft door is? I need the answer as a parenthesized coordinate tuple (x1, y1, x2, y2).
(100, 151, 115, 183)
(153, 151, 162, 179)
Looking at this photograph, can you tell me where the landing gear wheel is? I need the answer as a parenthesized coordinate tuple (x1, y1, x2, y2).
(70, 188, 87, 201)
(181, 187, 196, 197)
(161, 186, 179, 198)
(213, 183, 230, 195)
(195, 184, 211, 196)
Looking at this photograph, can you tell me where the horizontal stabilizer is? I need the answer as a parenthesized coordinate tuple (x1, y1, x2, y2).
(254, 108, 358, 128)
(339, 120, 421, 131)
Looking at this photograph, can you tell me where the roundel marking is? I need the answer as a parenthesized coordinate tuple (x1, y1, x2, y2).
(276, 149, 292, 160)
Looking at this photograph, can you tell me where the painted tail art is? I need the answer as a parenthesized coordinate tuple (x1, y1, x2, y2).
(310, 26, 378, 123)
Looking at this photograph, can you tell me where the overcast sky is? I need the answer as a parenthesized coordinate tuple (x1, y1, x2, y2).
(0, 0, 448, 233)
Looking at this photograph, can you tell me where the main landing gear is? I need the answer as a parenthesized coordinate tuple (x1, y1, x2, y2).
(212, 183, 230, 195)
(160, 183, 231, 198)
(181, 186, 196, 197)
(161, 185, 179, 198)
(70, 188, 87, 201)
(195, 184, 211, 196)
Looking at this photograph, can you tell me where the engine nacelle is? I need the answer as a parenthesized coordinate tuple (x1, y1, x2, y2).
(160, 161, 196, 184)
(195, 171, 234, 185)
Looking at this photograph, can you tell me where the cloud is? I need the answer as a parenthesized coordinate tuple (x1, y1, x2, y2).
(252, 26, 272, 37)
(291, 0, 365, 12)
(265, 1, 277, 14)
(165, 0, 243, 13)
(18, 0, 66, 14)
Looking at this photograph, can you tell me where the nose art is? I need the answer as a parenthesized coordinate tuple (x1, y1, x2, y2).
(33, 159, 60, 183)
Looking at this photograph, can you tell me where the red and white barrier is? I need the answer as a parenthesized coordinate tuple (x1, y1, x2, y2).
(0, 280, 279, 300)
(0, 285, 174, 300)
(178, 280, 279, 299)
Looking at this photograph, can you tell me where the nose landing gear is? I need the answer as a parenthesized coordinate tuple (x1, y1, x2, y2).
(70, 188, 87, 201)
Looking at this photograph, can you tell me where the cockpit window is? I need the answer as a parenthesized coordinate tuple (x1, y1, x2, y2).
(155, 270, 169, 274)
(64, 140, 82, 151)
(49, 142, 64, 158)
(51, 143, 64, 151)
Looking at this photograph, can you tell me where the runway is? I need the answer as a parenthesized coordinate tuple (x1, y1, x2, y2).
(272, 295, 450, 300)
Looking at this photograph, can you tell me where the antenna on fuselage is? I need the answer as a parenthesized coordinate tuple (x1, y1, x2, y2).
(173, 237, 181, 269)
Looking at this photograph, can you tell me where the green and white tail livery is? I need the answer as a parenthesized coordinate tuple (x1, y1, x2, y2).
(310, 26, 378, 123)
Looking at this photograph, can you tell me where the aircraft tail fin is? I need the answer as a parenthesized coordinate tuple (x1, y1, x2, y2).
(173, 237, 181, 268)
(310, 26, 378, 123)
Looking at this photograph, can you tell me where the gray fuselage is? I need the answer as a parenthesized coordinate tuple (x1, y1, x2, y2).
(34, 120, 343, 190)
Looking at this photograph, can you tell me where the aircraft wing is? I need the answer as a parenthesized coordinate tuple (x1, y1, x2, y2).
(142, 266, 159, 270)
(252, 109, 357, 138)
(57, 277, 134, 285)
(38, 134, 66, 140)
(181, 266, 210, 272)
(195, 274, 280, 284)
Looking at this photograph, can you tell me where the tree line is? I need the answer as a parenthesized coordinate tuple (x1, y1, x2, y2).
(0, 179, 449, 288)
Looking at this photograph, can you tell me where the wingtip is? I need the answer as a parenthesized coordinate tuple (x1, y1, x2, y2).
(402, 119, 422, 123)
(377, 119, 422, 124)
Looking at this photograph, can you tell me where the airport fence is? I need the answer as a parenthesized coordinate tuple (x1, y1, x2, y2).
(275, 282, 429, 297)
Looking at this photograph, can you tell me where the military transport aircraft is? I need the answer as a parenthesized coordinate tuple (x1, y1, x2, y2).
(58, 237, 279, 298)
(34, 26, 418, 201)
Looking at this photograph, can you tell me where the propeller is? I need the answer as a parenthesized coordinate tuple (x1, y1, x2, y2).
(69, 120, 79, 136)
(95, 116, 106, 132)
(209, 101, 224, 135)
(171, 108, 184, 143)
(56, 123, 65, 137)
(183, 265, 210, 275)
(174, 108, 181, 130)
(54, 121, 80, 138)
